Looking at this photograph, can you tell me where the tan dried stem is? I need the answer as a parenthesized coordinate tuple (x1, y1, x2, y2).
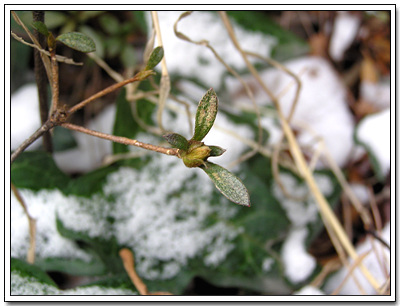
(119, 248, 173, 295)
(151, 11, 170, 132)
(331, 251, 371, 295)
(11, 183, 36, 264)
(50, 53, 59, 113)
(219, 11, 381, 292)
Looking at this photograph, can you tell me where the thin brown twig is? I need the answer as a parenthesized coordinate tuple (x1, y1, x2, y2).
(61, 122, 179, 157)
(10, 31, 83, 66)
(11, 120, 55, 163)
(50, 53, 59, 114)
(11, 183, 36, 264)
(67, 73, 147, 115)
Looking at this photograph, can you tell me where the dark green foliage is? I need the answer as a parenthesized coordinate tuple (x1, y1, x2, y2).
(11, 151, 69, 191)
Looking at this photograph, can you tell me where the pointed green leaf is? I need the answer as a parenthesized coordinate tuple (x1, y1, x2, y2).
(201, 162, 250, 206)
(209, 145, 226, 157)
(192, 88, 218, 141)
(32, 21, 49, 37)
(163, 133, 189, 151)
(145, 46, 164, 70)
(56, 32, 96, 53)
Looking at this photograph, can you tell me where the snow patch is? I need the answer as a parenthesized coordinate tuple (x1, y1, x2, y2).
(11, 84, 41, 151)
(281, 228, 316, 284)
(227, 56, 355, 168)
(329, 12, 360, 61)
(150, 11, 277, 89)
(294, 285, 325, 295)
(11, 189, 92, 262)
(356, 109, 390, 175)
(11, 271, 137, 295)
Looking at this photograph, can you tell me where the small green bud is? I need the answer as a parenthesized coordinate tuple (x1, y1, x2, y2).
(181, 141, 211, 168)
(209, 145, 226, 157)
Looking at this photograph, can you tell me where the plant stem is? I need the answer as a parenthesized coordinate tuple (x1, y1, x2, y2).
(11, 121, 55, 164)
(61, 122, 179, 157)
(67, 74, 143, 115)
(11, 183, 36, 264)
(119, 248, 149, 295)
(33, 10, 52, 153)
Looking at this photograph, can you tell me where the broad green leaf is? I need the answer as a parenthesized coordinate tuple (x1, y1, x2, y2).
(11, 151, 69, 191)
(35, 257, 106, 277)
(56, 32, 96, 53)
(145, 46, 164, 70)
(11, 258, 58, 287)
(201, 162, 250, 206)
(32, 21, 49, 37)
(163, 133, 189, 151)
(192, 88, 218, 141)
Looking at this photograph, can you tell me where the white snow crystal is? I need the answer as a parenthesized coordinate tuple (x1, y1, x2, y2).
(282, 228, 316, 284)
(11, 189, 92, 262)
(11, 84, 41, 151)
(11, 271, 137, 295)
(294, 285, 325, 295)
(11, 272, 59, 295)
(356, 109, 390, 175)
(329, 12, 360, 61)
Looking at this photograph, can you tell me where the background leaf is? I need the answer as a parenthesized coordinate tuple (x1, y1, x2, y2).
(32, 21, 49, 37)
(56, 31, 96, 53)
(11, 151, 69, 190)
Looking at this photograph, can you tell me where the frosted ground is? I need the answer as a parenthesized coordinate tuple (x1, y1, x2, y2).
(10, 11, 391, 296)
